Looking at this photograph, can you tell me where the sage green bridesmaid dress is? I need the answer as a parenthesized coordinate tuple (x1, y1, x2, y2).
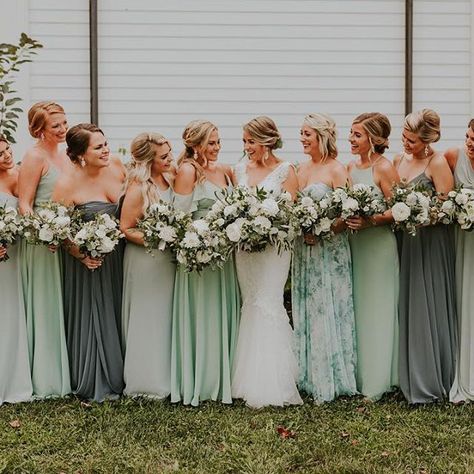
(19, 165, 70, 398)
(450, 148, 474, 402)
(170, 179, 240, 406)
(0, 192, 32, 405)
(348, 166, 399, 400)
(122, 187, 176, 399)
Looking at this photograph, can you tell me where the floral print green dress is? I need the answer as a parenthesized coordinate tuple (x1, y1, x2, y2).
(292, 182, 357, 403)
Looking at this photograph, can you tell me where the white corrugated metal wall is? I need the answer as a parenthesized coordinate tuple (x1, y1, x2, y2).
(1, 0, 473, 162)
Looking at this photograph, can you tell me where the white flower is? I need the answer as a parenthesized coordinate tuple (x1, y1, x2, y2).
(440, 200, 455, 214)
(225, 222, 242, 242)
(192, 219, 209, 236)
(248, 205, 260, 217)
(352, 183, 370, 192)
(215, 218, 225, 227)
(260, 198, 279, 216)
(39, 227, 54, 242)
(95, 228, 107, 238)
(342, 197, 359, 212)
(318, 217, 333, 233)
(455, 193, 469, 205)
(223, 204, 238, 217)
(158, 225, 177, 242)
(391, 202, 411, 222)
(406, 192, 418, 206)
(0, 222, 5, 231)
(99, 236, 115, 254)
(196, 250, 212, 264)
(254, 215, 272, 229)
(53, 216, 71, 227)
(38, 209, 56, 221)
(417, 194, 431, 208)
(279, 191, 292, 202)
(182, 231, 200, 248)
(417, 209, 429, 224)
(301, 196, 314, 207)
(319, 198, 329, 209)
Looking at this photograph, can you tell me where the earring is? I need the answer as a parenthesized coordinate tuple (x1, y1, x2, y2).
(262, 150, 269, 162)
(193, 150, 198, 160)
(40, 133, 45, 141)
(424, 145, 430, 157)
(80, 157, 86, 168)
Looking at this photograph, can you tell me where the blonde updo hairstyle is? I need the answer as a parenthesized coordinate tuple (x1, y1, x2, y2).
(177, 120, 217, 183)
(243, 116, 282, 164)
(404, 108, 441, 144)
(352, 112, 391, 155)
(127, 132, 173, 212)
(28, 101, 65, 139)
(468, 118, 474, 132)
(303, 113, 338, 160)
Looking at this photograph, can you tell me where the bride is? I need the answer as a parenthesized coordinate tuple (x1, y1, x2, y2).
(231, 116, 303, 408)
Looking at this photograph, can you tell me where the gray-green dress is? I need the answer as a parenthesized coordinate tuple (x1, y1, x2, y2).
(450, 148, 474, 402)
(292, 182, 357, 403)
(171, 180, 240, 406)
(349, 166, 399, 400)
(19, 166, 71, 398)
(397, 172, 457, 404)
(62, 201, 124, 402)
(0, 192, 32, 405)
(122, 187, 176, 398)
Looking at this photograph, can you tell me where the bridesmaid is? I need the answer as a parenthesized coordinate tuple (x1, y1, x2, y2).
(18, 101, 71, 398)
(346, 113, 400, 400)
(53, 123, 126, 402)
(0, 136, 32, 405)
(171, 120, 240, 406)
(394, 108, 457, 404)
(292, 113, 357, 403)
(121, 132, 176, 398)
(445, 119, 474, 402)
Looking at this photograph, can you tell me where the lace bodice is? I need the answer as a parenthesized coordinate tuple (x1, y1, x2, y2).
(234, 161, 292, 196)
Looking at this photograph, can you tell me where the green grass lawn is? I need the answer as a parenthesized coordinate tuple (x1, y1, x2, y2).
(0, 392, 472, 473)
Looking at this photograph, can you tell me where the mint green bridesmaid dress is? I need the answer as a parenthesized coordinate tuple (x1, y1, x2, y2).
(19, 166, 70, 398)
(349, 166, 399, 400)
(170, 180, 240, 406)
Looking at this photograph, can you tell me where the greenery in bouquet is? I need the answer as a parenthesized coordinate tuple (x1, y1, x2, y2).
(175, 218, 230, 273)
(387, 182, 434, 236)
(205, 186, 297, 254)
(22, 201, 74, 246)
(0, 204, 23, 261)
(136, 200, 191, 254)
(71, 212, 123, 258)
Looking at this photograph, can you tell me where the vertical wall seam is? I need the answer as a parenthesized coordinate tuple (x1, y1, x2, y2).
(405, 0, 413, 116)
(89, 0, 98, 124)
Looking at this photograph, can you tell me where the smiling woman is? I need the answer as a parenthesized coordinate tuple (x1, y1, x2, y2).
(52, 123, 127, 402)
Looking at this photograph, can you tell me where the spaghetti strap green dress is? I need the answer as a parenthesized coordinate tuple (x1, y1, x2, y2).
(19, 166, 70, 398)
(170, 180, 240, 406)
(348, 166, 399, 400)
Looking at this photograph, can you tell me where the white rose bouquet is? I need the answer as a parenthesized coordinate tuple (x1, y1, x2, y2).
(434, 186, 474, 229)
(206, 186, 297, 253)
(387, 183, 433, 236)
(72, 212, 123, 258)
(330, 184, 386, 221)
(136, 200, 191, 253)
(175, 218, 230, 272)
(292, 192, 335, 240)
(0, 205, 23, 261)
(22, 201, 74, 246)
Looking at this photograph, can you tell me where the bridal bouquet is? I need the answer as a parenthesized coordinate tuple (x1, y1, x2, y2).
(72, 212, 123, 258)
(22, 201, 74, 246)
(292, 192, 335, 240)
(0, 205, 23, 261)
(175, 218, 230, 272)
(330, 184, 386, 221)
(387, 183, 433, 236)
(433, 186, 474, 229)
(137, 200, 191, 253)
(206, 186, 297, 253)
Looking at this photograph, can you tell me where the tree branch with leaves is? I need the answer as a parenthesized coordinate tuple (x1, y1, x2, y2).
(0, 33, 43, 143)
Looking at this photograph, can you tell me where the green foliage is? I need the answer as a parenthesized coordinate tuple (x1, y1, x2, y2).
(0, 33, 43, 143)
(0, 394, 473, 472)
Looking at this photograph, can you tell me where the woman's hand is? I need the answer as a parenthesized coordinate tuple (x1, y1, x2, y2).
(303, 233, 317, 246)
(345, 215, 374, 231)
(48, 244, 59, 253)
(79, 255, 103, 271)
(0, 245, 8, 259)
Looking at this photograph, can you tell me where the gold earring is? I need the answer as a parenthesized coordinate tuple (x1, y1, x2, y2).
(80, 157, 86, 167)
(424, 145, 430, 157)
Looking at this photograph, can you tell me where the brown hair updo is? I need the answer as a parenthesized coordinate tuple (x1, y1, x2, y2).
(352, 112, 391, 154)
(66, 123, 104, 164)
(28, 101, 65, 139)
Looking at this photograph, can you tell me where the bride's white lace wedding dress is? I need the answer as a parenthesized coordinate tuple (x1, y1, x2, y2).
(231, 160, 303, 408)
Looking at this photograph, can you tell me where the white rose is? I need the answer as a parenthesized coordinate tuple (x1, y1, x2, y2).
(192, 219, 209, 236)
(319, 198, 329, 209)
(261, 198, 279, 216)
(196, 250, 212, 264)
(158, 225, 177, 242)
(223, 204, 238, 217)
(38, 209, 56, 221)
(95, 228, 107, 238)
(39, 226, 54, 243)
(225, 222, 242, 242)
(248, 205, 260, 217)
(318, 217, 333, 233)
(254, 215, 272, 229)
(215, 218, 225, 227)
(440, 200, 455, 214)
(182, 231, 200, 248)
(391, 202, 411, 222)
(342, 197, 359, 212)
(53, 216, 70, 227)
(417, 209, 429, 224)
(406, 192, 418, 206)
(301, 196, 314, 207)
(279, 191, 292, 202)
(417, 194, 431, 208)
(99, 236, 115, 254)
(0, 222, 5, 231)
(455, 193, 469, 205)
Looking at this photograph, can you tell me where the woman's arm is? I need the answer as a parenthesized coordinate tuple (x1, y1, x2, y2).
(120, 182, 145, 246)
(174, 162, 196, 195)
(282, 164, 298, 200)
(429, 154, 454, 195)
(18, 150, 46, 214)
